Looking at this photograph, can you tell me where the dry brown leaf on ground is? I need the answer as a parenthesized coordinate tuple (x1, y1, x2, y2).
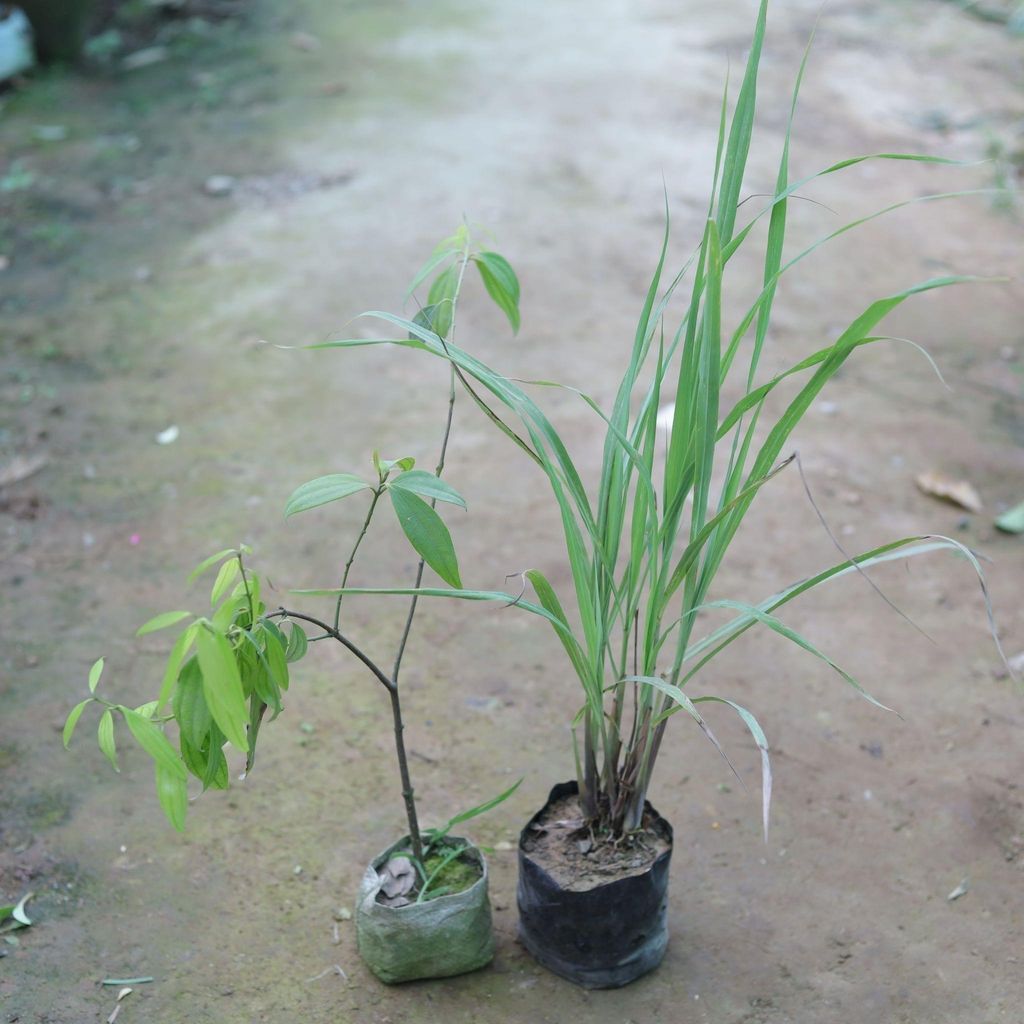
(0, 453, 47, 488)
(915, 470, 983, 513)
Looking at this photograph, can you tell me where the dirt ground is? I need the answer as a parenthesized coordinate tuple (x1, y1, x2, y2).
(2, 1, 1023, 1021)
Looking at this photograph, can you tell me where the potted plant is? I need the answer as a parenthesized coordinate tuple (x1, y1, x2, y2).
(309, 0, 1010, 989)
(63, 228, 523, 984)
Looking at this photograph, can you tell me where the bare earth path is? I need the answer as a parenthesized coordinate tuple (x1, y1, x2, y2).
(1, 1, 1022, 1021)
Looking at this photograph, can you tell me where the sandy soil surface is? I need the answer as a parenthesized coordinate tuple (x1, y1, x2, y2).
(2, 1, 1022, 1021)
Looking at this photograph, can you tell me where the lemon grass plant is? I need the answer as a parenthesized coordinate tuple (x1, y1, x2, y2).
(314, 0, 1007, 840)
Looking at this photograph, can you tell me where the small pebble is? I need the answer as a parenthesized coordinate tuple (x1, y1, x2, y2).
(204, 174, 236, 197)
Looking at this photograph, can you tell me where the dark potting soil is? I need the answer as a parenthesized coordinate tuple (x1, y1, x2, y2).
(520, 792, 671, 892)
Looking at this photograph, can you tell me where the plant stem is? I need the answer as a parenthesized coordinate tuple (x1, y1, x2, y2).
(385, 245, 468, 859)
(390, 247, 468, 687)
(389, 685, 423, 861)
(334, 486, 383, 633)
(237, 553, 255, 625)
(270, 608, 395, 693)
(270, 605, 424, 858)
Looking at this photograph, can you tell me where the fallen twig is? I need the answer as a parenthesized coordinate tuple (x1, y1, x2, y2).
(305, 964, 348, 982)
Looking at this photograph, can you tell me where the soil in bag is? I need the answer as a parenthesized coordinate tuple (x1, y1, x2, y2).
(517, 780, 673, 988)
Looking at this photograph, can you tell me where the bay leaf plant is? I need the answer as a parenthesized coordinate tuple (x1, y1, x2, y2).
(309, 0, 1009, 843)
(64, 224, 521, 887)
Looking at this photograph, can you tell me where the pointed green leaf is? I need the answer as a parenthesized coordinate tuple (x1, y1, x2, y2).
(123, 708, 187, 779)
(438, 778, 523, 837)
(11, 892, 32, 927)
(405, 244, 459, 298)
(136, 610, 192, 637)
(211, 593, 246, 634)
(626, 675, 739, 782)
(388, 487, 462, 588)
(157, 624, 197, 709)
(264, 629, 289, 695)
(63, 699, 92, 749)
(389, 470, 466, 509)
(187, 548, 237, 583)
(88, 657, 104, 694)
(693, 696, 772, 841)
(473, 251, 520, 333)
(424, 263, 459, 339)
(525, 569, 589, 680)
(285, 623, 308, 663)
(195, 629, 249, 752)
(173, 657, 212, 748)
(693, 599, 894, 713)
(155, 763, 188, 831)
(210, 559, 240, 606)
(178, 730, 208, 781)
(378, 455, 416, 474)
(97, 709, 118, 772)
(284, 474, 371, 517)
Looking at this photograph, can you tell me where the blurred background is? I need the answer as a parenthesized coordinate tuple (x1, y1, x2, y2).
(1, 1, 1022, 1021)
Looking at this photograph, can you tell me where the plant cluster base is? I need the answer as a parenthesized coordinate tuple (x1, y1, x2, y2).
(517, 781, 673, 989)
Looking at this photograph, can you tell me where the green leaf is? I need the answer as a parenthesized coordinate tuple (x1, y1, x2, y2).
(157, 624, 197, 709)
(180, 719, 228, 790)
(245, 694, 267, 773)
(405, 238, 460, 297)
(63, 699, 91, 749)
(692, 599, 894, 713)
(995, 500, 1024, 534)
(284, 474, 371, 517)
(388, 487, 462, 588)
(195, 629, 249, 752)
(88, 657, 104, 694)
(626, 675, 738, 781)
(136, 610, 192, 637)
(264, 628, 289, 695)
(155, 763, 188, 831)
(285, 623, 308, 663)
(434, 778, 523, 840)
(424, 263, 459, 339)
(202, 721, 228, 789)
(0, 893, 33, 930)
(134, 701, 159, 718)
(525, 569, 589, 681)
(174, 658, 212, 749)
(389, 470, 467, 509)
(97, 709, 118, 772)
(378, 455, 416, 474)
(187, 548, 238, 583)
(10, 892, 32, 927)
(210, 558, 240, 606)
(179, 730, 209, 781)
(473, 251, 520, 333)
(123, 708, 187, 780)
(693, 696, 772, 841)
(211, 593, 246, 634)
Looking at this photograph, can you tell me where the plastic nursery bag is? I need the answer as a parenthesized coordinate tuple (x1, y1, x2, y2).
(355, 835, 494, 984)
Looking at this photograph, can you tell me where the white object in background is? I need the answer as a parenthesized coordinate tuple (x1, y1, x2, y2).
(0, 8, 34, 82)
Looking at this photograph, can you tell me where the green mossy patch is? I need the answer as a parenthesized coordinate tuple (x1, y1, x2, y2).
(421, 844, 482, 900)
